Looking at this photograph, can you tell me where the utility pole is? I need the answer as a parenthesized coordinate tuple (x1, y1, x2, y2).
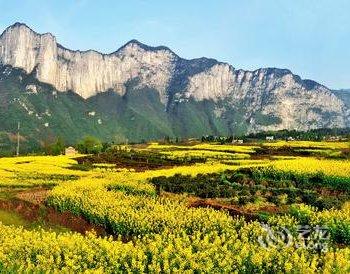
(16, 121, 20, 156)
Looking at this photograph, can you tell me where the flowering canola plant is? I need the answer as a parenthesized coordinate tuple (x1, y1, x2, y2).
(272, 157, 350, 177)
(263, 140, 349, 150)
(0, 148, 349, 272)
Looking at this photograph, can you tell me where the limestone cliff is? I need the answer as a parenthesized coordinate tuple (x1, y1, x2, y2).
(0, 23, 177, 102)
(0, 22, 349, 133)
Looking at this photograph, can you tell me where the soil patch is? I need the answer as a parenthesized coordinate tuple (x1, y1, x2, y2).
(74, 149, 205, 172)
(188, 198, 287, 221)
(188, 199, 259, 221)
(0, 196, 108, 236)
(17, 188, 49, 204)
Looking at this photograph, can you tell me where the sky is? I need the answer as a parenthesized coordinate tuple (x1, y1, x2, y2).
(0, 0, 349, 89)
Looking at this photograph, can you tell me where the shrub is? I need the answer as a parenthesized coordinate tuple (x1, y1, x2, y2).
(77, 136, 103, 154)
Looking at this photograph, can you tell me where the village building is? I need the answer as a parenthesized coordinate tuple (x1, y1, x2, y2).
(65, 146, 77, 156)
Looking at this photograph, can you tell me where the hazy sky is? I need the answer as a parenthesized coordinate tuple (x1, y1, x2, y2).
(0, 0, 349, 89)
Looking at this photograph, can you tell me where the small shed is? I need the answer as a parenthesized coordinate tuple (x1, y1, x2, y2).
(65, 146, 77, 156)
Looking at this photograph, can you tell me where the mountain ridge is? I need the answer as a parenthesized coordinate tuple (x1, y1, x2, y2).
(0, 23, 322, 86)
(1, 22, 217, 63)
(0, 22, 349, 149)
(0, 22, 339, 86)
(0, 22, 333, 101)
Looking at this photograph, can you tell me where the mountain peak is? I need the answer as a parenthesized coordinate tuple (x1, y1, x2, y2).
(126, 39, 144, 46)
(0, 22, 30, 37)
(8, 22, 32, 30)
(1, 22, 54, 39)
(9, 22, 28, 28)
(117, 39, 175, 54)
(6, 22, 37, 34)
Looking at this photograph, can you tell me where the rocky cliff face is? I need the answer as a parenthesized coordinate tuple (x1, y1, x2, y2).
(0, 23, 177, 102)
(0, 22, 349, 134)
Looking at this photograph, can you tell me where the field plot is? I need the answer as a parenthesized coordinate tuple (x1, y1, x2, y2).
(0, 141, 349, 272)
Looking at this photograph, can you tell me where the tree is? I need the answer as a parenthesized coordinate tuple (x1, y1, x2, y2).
(50, 136, 65, 156)
(77, 136, 103, 154)
(164, 135, 170, 144)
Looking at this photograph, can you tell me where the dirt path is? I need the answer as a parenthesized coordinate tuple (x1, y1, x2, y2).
(188, 198, 287, 221)
(188, 199, 259, 221)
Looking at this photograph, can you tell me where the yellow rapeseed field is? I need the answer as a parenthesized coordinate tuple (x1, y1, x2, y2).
(272, 157, 350, 177)
(147, 143, 258, 153)
(263, 140, 349, 150)
(0, 142, 349, 272)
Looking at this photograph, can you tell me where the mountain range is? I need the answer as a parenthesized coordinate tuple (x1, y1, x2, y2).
(0, 23, 349, 152)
